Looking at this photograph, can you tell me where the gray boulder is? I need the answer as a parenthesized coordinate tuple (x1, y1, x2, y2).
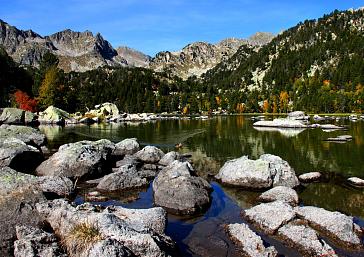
(0, 124, 46, 147)
(226, 223, 278, 257)
(296, 206, 362, 248)
(36, 199, 176, 257)
(298, 172, 321, 183)
(258, 186, 299, 206)
(0, 108, 25, 125)
(97, 164, 155, 191)
(14, 226, 66, 257)
(0, 167, 46, 256)
(134, 145, 165, 163)
(36, 139, 115, 179)
(38, 106, 70, 124)
(159, 151, 180, 166)
(242, 201, 296, 235)
(36, 176, 73, 196)
(115, 154, 142, 168)
(278, 221, 337, 257)
(86, 239, 133, 257)
(215, 154, 299, 189)
(0, 138, 43, 172)
(153, 160, 212, 215)
(113, 138, 140, 156)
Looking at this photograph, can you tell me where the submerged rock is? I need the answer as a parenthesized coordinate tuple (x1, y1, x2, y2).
(14, 226, 66, 257)
(36, 139, 115, 179)
(226, 223, 277, 257)
(298, 172, 321, 183)
(0, 124, 46, 147)
(153, 160, 212, 215)
(113, 138, 140, 156)
(36, 199, 176, 257)
(277, 221, 337, 257)
(215, 154, 299, 189)
(296, 206, 362, 248)
(0, 138, 43, 172)
(258, 186, 299, 206)
(134, 145, 165, 163)
(242, 201, 296, 235)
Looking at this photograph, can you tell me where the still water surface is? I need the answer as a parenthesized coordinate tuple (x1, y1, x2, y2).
(40, 116, 364, 256)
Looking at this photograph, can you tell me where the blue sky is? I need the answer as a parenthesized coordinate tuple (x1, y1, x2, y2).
(0, 0, 363, 56)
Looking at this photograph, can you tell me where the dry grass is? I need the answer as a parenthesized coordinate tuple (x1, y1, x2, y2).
(63, 221, 103, 255)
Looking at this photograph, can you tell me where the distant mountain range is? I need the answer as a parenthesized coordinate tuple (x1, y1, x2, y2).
(0, 19, 273, 77)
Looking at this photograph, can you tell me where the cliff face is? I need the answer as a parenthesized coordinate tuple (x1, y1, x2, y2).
(149, 33, 274, 79)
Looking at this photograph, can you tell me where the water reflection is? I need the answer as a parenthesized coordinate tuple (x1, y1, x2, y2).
(253, 126, 306, 137)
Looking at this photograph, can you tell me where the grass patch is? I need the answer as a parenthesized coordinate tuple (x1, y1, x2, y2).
(63, 221, 103, 254)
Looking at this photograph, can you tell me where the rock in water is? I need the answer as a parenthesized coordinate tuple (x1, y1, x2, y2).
(0, 124, 46, 147)
(215, 154, 299, 189)
(36, 199, 176, 257)
(97, 164, 154, 191)
(298, 172, 322, 183)
(258, 186, 299, 206)
(14, 226, 66, 257)
(113, 138, 140, 156)
(277, 222, 337, 257)
(242, 201, 296, 235)
(36, 139, 115, 179)
(159, 151, 180, 166)
(226, 223, 278, 257)
(134, 145, 165, 163)
(296, 206, 362, 248)
(38, 106, 70, 124)
(86, 103, 119, 120)
(153, 160, 212, 215)
(347, 177, 364, 187)
(0, 138, 43, 172)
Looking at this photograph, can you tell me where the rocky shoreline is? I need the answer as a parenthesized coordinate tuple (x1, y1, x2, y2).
(0, 121, 363, 256)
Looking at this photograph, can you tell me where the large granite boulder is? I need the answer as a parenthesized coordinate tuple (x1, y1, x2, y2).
(86, 103, 119, 120)
(277, 221, 337, 257)
(14, 226, 66, 257)
(134, 145, 165, 163)
(36, 139, 115, 179)
(36, 199, 176, 257)
(113, 138, 140, 156)
(226, 223, 278, 257)
(258, 186, 299, 206)
(0, 108, 36, 125)
(242, 201, 296, 235)
(296, 206, 362, 249)
(0, 125, 46, 147)
(38, 106, 70, 124)
(159, 151, 181, 166)
(253, 118, 307, 128)
(153, 160, 212, 215)
(215, 154, 299, 189)
(0, 167, 46, 256)
(0, 138, 43, 172)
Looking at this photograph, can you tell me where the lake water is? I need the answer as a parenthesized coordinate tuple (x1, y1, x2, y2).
(39, 116, 364, 256)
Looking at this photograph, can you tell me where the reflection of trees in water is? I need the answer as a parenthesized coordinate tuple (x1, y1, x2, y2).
(300, 183, 364, 219)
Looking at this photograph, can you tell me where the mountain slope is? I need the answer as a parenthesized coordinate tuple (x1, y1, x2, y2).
(149, 33, 274, 80)
(203, 8, 364, 93)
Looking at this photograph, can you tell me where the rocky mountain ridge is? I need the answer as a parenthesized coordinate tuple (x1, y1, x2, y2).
(150, 32, 274, 79)
(0, 19, 273, 78)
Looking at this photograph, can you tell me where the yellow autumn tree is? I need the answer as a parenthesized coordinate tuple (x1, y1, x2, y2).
(37, 66, 59, 109)
(262, 100, 270, 113)
(279, 91, 289, 113)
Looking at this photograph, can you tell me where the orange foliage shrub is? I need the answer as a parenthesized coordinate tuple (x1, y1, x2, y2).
(13, 90, 38, 112)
